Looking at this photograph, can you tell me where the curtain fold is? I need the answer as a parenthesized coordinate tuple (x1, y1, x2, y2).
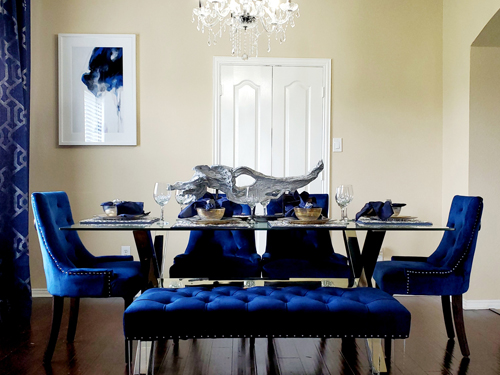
(0, 0, 31, 329)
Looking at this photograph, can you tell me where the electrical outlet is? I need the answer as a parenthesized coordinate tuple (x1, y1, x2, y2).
(121, 246, 131, 256)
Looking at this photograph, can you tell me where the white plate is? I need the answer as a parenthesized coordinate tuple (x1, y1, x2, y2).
(188, 217, 242, 225)
(388, 216, 417, 221)
(280, 217, 332, 225)
(94, 214, 147, 220)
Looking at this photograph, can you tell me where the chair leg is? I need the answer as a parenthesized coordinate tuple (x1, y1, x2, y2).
(43, 296, 64, 364)
(452, 295, 470, 357)
(441, 295, 455, 339)
(67, 297, 80, 343)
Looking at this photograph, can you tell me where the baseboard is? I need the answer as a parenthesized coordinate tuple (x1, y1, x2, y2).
(463, 299, 500, 310)
(32, 288, 51, 298)
(31, 289, 142, 298)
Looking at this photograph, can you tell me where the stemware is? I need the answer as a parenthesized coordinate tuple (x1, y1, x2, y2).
(154, 183, 171, 225)
(335, 185, 354, 222)
(244, 186, 260, 221)
(261, 198, 271, 216)
(175, 190, 196, 211)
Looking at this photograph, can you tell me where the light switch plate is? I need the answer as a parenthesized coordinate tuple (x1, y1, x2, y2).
(333, 138, 342, 152)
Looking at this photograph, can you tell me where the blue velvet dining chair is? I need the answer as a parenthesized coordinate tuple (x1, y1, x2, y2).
(31, 191, 146, 363)
(169, 202, 261, 279)
(373, 195, 483, 357)
(262, 194, 353, 279)
(169, 229, 261, 279)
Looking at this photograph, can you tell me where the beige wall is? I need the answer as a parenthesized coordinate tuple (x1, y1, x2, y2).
(443, 1, 500, 302)
(469, 47, 500, 301)
(30, 1, 444, 290)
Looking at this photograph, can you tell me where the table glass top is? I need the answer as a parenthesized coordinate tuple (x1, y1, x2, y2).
(61, 217, 453, 231)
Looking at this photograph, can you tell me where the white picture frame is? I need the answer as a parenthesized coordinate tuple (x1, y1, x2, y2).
(58, 34, 137, 146)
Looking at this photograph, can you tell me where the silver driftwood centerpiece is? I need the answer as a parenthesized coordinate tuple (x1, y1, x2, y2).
(170, 160, 324, 205)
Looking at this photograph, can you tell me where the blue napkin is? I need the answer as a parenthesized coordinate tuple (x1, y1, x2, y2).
(355, 201, 394, 221)
(178, 193, 247, 218)
(100, 201, 145, 219)
(283, 191, 319, 218)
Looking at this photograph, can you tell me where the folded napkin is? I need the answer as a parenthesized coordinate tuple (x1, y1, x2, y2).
(283, 191, 319, 218)
(355, 201, 393, 221)
(178, 193, 248, 218)
(100, 200, 146, 219)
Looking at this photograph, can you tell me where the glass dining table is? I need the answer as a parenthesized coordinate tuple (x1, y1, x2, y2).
(61, 217, 453, 374)
(60, 217, 453, 289)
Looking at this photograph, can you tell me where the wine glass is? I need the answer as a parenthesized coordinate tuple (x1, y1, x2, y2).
(154, 183, 171, 225)
(335, 185, 354, 222)
(175, 190, 196, 211)
(261, 198, 271, 216)
(244, 186, 260, 222)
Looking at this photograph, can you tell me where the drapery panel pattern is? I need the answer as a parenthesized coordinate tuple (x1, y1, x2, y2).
(0, 0, 31, 328)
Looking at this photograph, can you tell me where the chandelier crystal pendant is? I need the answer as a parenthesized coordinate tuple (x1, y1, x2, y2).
(193, 0, 300, 59)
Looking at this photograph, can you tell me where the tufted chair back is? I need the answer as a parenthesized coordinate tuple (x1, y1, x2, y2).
(32, 192, 97, 295)
(427, 195, 483, 292)
(261, 193, 351, 279)
(170, 196, 261, 279)
(265, 193, 333, 260)
(184, 230, 258, 259)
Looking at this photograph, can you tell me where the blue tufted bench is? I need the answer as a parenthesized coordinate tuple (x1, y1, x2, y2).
(124, 286, 410, 372)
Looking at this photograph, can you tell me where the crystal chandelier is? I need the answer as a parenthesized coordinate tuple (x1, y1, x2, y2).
(193, 0, 300, 59)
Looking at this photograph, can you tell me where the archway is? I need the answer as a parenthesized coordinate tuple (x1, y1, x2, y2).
(469, 8, 500, 310)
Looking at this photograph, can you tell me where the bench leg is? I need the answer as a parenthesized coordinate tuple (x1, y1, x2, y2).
(366, 338, 387, 374)
(385, 338, 392, 358)
(126, 339, 133, 375)
(126, 339, 157, 375)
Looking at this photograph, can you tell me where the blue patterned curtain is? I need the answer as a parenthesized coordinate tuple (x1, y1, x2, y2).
(0, 0, 31, 329)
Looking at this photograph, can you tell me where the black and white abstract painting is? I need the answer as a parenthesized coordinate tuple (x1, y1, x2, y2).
(58, 34, 137, 145)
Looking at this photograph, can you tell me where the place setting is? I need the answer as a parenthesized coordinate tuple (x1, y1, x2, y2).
(172, 193, 252, 228)
(354, 200, 433, 226)
(79, 199, 160, 225)
(267, 190, 349, 228)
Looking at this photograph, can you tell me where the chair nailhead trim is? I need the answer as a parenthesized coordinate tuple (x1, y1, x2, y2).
(406, 201, 482, 294)
(34, 213, 113, 297)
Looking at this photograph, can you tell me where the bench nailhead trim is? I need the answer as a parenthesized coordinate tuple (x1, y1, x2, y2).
(125, 334, 409, 340)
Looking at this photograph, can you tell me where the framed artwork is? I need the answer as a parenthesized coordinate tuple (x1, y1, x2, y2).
(58, 34, 137, 145)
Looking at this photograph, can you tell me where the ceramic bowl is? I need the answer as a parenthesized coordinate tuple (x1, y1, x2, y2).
(294, 207, 322, 221)
(197, 208, 225, 220)
(102, 205, 118, 216)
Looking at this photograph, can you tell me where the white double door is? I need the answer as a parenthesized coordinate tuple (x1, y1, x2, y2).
(214, 58, 331, 254)
(214, 58, 331, 195)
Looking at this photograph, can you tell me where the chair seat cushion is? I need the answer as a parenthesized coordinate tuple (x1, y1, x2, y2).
(262, 255, 351, 279)
(169, 254, 261, 279)
(373, 260, 466, 295)
(92, 260, 144, 297)
(124, 286, 411, 340)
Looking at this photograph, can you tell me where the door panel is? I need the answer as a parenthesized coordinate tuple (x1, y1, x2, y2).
(220, 65, 273, 187)
(272, 66, 325, 193)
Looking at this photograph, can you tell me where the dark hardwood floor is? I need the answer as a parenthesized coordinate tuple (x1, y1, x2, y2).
(1, 295, 499, 375)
